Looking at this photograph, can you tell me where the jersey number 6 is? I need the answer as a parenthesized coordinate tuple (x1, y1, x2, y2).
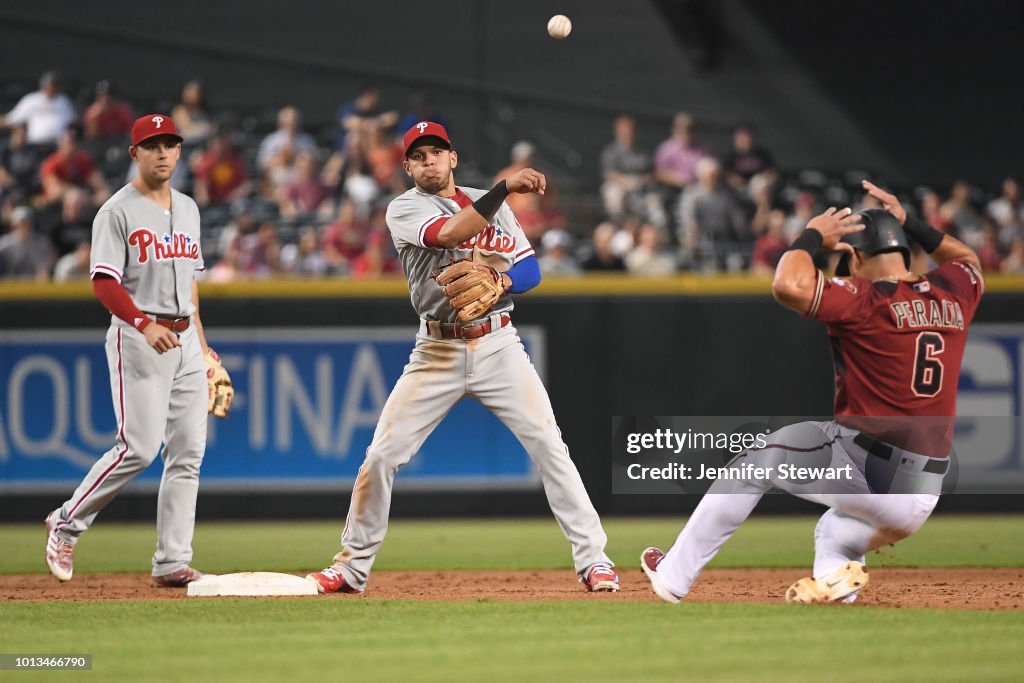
(912, 332, 945, 397)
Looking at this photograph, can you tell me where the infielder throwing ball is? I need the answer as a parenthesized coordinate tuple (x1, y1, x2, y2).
(642, 181, 983, 604)
(44, 114, 233, 587)
(308, 122, 618, 594)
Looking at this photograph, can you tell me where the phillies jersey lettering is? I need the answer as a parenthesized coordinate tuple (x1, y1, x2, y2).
(128, 229, 201, 264)
(807, 259, 983, 455)
(386, 185, 535, 322)
(90, 184, 204, 318)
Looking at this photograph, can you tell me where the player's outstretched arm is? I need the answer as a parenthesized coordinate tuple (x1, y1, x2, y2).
(434, 169, 546, 248)
(772, 208, 863, 314)
(862, 180, 981, 272)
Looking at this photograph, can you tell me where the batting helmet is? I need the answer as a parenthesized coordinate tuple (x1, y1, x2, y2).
(835, 208, 910, 276)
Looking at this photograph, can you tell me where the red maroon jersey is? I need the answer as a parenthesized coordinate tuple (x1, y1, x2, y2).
(806, 258, 984, 456)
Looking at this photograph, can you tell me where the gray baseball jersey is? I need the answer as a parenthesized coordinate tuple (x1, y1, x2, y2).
(386, 186, 535, 322)
(314, 184, 613, 593)
(90, 184, 204, 318)
(50, 181, 208, 579)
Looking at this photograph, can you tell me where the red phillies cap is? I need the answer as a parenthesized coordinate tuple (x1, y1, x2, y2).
(131, 114, 183, 146)
(403, 121, 451, 156)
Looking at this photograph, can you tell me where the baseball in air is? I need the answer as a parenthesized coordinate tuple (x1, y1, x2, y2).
(547, 14, 572, 39)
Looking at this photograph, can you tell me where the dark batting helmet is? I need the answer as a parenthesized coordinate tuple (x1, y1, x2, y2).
(835, 208, 911, 276)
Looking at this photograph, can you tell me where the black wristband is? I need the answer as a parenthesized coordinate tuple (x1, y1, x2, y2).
(902, 214, 945, 253)
(471, 180, 509, 222)
(789, 228, 824, 256)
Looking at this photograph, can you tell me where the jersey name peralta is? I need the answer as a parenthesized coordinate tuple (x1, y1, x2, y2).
(386, 186, 535, 322)
(90, 184, 204, 319)
(807, 259, 984, 456)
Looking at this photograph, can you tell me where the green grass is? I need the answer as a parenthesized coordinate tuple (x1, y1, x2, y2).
(1, 600, 1021, 683)
(2, 515, 1023, 575)
(3, 516, 1023, 682)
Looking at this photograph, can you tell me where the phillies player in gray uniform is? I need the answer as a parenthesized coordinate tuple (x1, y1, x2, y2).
(307, 122, 618, 594)
(44, 114, 212, 587)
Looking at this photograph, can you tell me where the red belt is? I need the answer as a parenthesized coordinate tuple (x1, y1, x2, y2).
(425, 315, 510, 340)
(152, 316, 191, 333)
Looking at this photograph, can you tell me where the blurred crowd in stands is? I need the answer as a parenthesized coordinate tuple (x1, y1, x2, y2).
(1, 71, 1022, 282)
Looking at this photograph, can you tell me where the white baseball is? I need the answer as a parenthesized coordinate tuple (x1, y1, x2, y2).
(547, 14, 572, 39)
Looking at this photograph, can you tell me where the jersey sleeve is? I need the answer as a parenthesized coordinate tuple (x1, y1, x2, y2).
(928, 258, 984, 321)
(385, 193, 449, 249)
(806, 271, 872, 326)
(494, 202, 535, 264)
(90, 208, 127, 282)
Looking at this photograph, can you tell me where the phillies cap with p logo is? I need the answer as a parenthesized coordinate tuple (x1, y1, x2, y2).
(403, 121, 451, 156)
(131, 114, 184, 146)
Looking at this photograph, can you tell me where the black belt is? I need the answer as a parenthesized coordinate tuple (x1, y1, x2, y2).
(854, 433, 948, 474)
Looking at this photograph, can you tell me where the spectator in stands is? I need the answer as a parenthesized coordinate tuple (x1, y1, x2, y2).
(217, 203, 257, 258)
(322, 200, 369, 273)
(750, 209, 789, 275)
(654, 113, 710, 192)
(920, 189, 952, 233)
(193, 128, 250, 207)
(987, 177, 1023, 241)
(39, 127, 110, 216)
(280, 150, 329, 219)
(52, 186, 93, 256)
(398, 92, 450, 137)
(0, 71, 75, 146)
(625, 223, 676, 276)
(722, 123, 774, 188)
(366, 126, 405, 196)
(171, 80, 214, 143)
(538, 229, 581, 276)
(82, 80, 133, 140)
(1001, 238, 1024, 274)
(977, 217, 1005, 272)
(677, 157, 748, 270)
(940, 179, 983, 240)
(581, 222, 626, 272)
(0, 206, 55, 280)
(235, 221, 282, 278)
(495, 141, 548, 241)
(601, 115, 664, 227)
(281, 227, 329, 277)
(257, 106, 316, 172)
(351, 224, 401, 279)
(53, 239, 90, 281)
(0, 124, 43, 202)
(323, 132, 378, 217)
(783, 190, 818, 242)
(335, 86, 398, 151)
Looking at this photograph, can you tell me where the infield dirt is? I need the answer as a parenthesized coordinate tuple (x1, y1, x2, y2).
(4, 568, 1021, 609)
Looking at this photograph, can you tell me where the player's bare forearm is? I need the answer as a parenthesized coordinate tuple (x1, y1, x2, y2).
(771, 250, 819, 314)
(435, 209, 490, 248)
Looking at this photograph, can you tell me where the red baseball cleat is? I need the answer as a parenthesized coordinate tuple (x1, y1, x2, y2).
(44, 512, 74, 582)
(640, 547, 681, 604)
(580, 562, 620, 592)
(152, 566, 205, 587)
(306, 565, 363, 594)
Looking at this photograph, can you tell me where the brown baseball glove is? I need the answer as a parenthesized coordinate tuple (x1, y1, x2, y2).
(431, 259, 509, 322)
(205, 347, 234, 419)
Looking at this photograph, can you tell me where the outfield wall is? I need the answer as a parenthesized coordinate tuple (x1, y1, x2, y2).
(2, 278, 1023, 519)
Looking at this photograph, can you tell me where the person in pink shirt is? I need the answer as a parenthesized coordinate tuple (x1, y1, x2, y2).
(654, 113, 710, 191)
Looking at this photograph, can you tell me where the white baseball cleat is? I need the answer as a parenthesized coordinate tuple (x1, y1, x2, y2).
(640, 547, 681, 604)
(44, 512, 75, 582)
(785, 561, 869, 604)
